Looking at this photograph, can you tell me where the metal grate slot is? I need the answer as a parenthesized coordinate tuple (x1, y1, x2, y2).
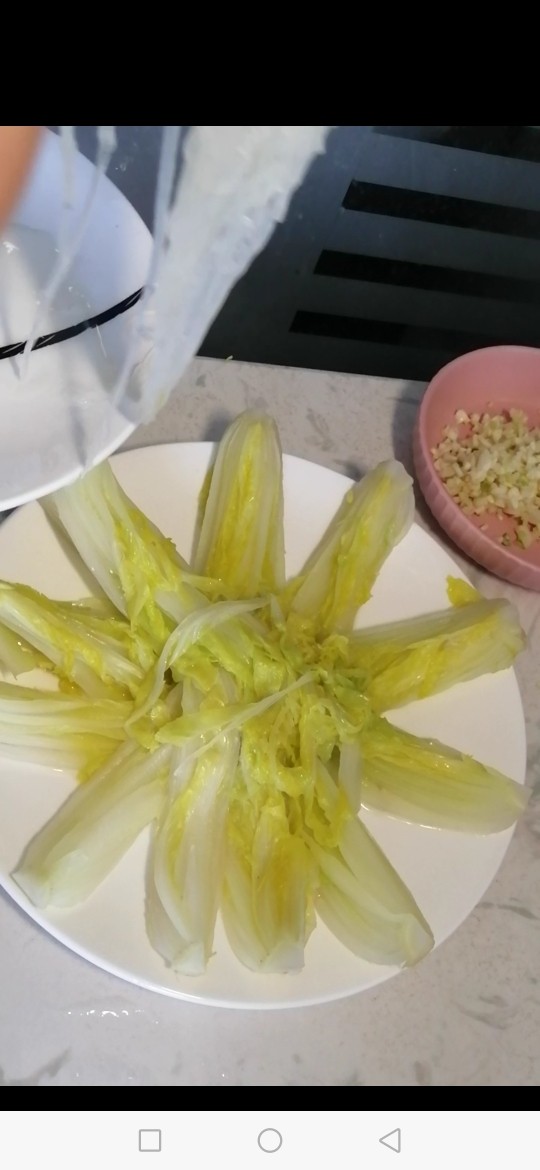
(290, 310, 537, 353)
(314, 250, 540, 304)
(342, 180, 540, 239)
(374, 125, 540, 163)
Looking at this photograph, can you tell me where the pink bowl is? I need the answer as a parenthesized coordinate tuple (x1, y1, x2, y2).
(413, 345, 540, 591)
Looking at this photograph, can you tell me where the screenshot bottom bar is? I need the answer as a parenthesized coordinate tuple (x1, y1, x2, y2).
(2, 1110, 535, 1169)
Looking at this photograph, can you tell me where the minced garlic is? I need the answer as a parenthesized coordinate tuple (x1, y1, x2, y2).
(431, 408, 540, 549)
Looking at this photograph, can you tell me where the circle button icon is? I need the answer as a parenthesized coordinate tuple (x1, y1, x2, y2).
(257, 1130, 283, 1154)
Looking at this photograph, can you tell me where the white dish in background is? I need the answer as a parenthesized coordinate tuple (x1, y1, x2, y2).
(0, 129, 152, 510)
(0, 445, 527, 1009)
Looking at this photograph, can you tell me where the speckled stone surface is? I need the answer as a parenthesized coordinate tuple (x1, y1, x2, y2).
(0, 357, 538, 1086)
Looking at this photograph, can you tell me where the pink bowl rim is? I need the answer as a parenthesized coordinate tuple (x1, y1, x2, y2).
(415, 345, 540, 580)
(422, 343, 540, 410)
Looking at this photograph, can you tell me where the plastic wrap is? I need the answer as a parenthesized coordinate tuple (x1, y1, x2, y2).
(0, 126, 328, 507)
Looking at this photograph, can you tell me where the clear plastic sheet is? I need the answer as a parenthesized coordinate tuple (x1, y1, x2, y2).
(0, 127, 328, 507)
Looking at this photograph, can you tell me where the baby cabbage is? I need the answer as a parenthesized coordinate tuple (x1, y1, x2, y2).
(1, 411, 527, 976)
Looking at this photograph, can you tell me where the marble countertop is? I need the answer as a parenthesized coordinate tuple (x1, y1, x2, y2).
(1, 356, 539, 1087)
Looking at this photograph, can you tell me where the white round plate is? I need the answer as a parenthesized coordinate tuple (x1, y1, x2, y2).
(0, 445, 527, 1009)
(0, 129, 152, 510)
